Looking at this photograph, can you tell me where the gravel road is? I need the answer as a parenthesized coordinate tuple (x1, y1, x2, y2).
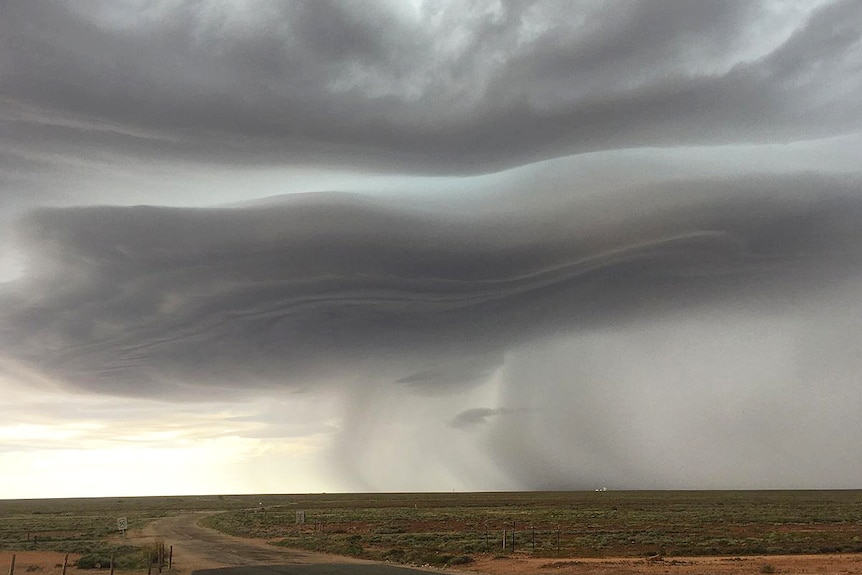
(144, 513, 449, 575)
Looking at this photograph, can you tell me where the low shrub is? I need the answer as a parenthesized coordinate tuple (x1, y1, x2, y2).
(382, 548, 405, 561)
(447, 555, 473, 566)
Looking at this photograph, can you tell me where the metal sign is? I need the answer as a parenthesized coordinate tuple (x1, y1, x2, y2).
(117, 517, 128, 532)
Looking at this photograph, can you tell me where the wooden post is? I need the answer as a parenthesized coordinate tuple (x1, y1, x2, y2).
(109, 552, 114, 575)
(531, 525, 535, 550)
(9, 553, 15, 575)
(169, 546, 173, 569)
(511, 522, 515, 553)
(61, 554, 68, 575)
(556, 528, 560, 553)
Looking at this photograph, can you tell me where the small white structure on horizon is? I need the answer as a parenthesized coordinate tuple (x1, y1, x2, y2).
(595, 486, 608, 492)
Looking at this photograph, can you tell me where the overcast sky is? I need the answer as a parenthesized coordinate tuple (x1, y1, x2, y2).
(2, 0, 862, 498)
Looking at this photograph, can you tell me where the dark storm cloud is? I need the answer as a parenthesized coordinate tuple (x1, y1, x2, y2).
(2, 0, 862, 493)
(1, 1, 860, 174)
(2, 174, 862, 399)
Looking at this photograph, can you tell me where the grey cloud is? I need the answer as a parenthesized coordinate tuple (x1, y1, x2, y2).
(1, 1, 860, 175)
(451, 408, 501, 430)
(480, 309, 862, 490)
(3, 0, 862, 494)
(396, 355, 501, 391)
(2, 173, 862, 400)
(450, 407, 532, 431)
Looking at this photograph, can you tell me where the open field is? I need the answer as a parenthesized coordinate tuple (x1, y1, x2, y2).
(0, 495, 254, 570)
(3, 491, 862, 572)
(203, 491, 862, 565)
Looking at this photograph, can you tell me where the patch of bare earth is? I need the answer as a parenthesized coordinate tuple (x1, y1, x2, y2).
(7, 517, 862, 575)
(463, 553, 862, 575)
(0, 551, 80, 575)
(138, 513, 402, 574)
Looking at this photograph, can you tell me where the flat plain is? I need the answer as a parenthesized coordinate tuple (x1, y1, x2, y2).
(3, 491, 862, 573)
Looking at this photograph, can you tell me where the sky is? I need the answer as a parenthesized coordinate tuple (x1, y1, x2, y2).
(1, 0, 862, 498)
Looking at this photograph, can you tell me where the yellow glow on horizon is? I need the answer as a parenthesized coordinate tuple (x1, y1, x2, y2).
(0, 362, 343, 498)
(0, 422, 103, 442)
(0, 434, 333, 499)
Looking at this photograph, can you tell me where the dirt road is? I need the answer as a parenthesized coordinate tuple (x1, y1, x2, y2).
(142, 513, 449, 575)
(142, 513, 316, 569)
(126, 514, 862, 575)
(7, 516, 862, 575)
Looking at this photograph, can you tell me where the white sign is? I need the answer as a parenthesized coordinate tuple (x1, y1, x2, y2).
(117, 517, 128, 531)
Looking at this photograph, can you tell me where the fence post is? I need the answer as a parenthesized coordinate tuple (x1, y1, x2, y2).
(169, 546, 173, 569)
(61, 554, 68, 575)
(109, 551, 115, 575)
(9, 554, 15, 575)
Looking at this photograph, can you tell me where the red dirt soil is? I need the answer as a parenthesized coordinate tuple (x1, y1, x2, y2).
(7, 548, 862, 575)
(465, 552, 862, 575)
(6, 523, 862, 575)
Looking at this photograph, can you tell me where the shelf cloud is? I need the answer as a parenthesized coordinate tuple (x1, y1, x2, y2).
(1, 0, 861, 494)
(2, 1, 861, 178)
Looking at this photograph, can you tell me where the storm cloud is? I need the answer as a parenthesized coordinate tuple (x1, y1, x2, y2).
(2, 0, 862, 494)
(4, 173, 862, 398)
(2, 0, 861, 178)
